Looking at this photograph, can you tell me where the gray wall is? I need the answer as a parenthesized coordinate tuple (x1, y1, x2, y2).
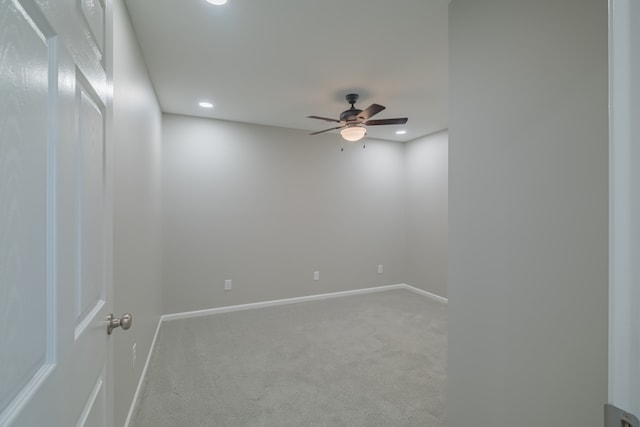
(448, 1, 608, 426)
(112, 1, 164, 425)
(162, 114, 407, 314)
(404, 131, 448, 297)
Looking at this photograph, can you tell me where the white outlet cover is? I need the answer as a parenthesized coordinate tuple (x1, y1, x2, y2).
(314, 271, 319, 281)
(224, 279, 232, 290)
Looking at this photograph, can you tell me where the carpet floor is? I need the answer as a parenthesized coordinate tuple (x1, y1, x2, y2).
(131, 289, 447, 427)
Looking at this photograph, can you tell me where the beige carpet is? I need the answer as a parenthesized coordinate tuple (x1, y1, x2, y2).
(131, 289, 447, 426)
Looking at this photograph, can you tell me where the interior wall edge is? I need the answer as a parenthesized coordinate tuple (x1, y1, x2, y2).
(113, 0, 164, 425)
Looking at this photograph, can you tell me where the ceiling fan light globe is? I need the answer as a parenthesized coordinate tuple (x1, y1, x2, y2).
(341, 125, 366, 142)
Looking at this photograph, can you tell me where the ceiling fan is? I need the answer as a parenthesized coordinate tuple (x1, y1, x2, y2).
(307, 93, 408, 142)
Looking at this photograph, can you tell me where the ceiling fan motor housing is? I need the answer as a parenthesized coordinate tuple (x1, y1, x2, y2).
(341, 93, 362, 122)
(340, 108, 362, 122)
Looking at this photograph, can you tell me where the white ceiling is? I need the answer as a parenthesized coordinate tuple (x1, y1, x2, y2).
(124, 0, 448, 142)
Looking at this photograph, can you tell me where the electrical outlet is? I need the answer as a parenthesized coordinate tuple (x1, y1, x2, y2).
(313, 271, 319, 281)
(224, 279, 232, 291)
(132, 343, 137, 369)
(378, 264, 383, 274)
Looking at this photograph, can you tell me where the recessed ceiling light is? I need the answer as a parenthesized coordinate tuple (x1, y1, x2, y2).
(396, 130, 407, 135)
(199, 101, 214, 108)
(206, 0, 227, 5)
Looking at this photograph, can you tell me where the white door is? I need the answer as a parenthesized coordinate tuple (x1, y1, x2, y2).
(0, 0, 116, 426)
(609, 0, 640, 424)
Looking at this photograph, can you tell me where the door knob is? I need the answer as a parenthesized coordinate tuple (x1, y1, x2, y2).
(107, 313, 133, 335)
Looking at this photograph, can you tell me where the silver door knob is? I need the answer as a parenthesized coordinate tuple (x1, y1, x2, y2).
(107, 313, 133, 335)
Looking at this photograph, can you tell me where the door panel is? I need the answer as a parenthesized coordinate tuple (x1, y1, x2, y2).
(79, 0, 105, 61)
(0, 0, 113, 425)
(76, 371, 106, 427)
(76, 71, 106, 328)
(0, 0, 57, 424)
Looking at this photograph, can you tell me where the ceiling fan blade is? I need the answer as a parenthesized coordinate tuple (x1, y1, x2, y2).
(357, 104, 385, 121)
(307, 115, 341, 123)
(309, 125, 345, 135)
(364, 118, 408, 126)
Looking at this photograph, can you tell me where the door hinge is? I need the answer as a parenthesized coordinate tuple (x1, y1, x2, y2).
(606, 404, 640, 427)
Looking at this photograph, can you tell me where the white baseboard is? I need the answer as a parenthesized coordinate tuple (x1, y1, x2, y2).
(400, 284, 448, 304)
(161, 284, 406, 322)
(125, 283, 446, 425)
(123, 316, 163, 427)
(162, 284, 447, 323)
